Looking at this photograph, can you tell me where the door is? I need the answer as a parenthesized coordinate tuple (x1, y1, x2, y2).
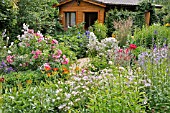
(84, 12, 98, 30)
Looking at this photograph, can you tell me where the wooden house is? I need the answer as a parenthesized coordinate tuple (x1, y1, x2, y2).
(54, 0, 161, 30)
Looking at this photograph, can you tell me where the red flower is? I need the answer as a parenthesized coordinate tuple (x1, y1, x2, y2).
(129, 44, 137, 50)
(0, 77, 4, 82)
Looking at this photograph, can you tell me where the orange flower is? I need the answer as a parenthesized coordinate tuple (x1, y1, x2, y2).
(47, 73, 51, 77)
(75, 66, 80, 72)
(63, 67, 69, 74)
(53, 68, 59, 71)
(44, 63, 51, 71)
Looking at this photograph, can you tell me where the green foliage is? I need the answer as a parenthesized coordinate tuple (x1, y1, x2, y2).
(93, 21, 107, 41)
(2, 70, 45, 90)
(138, 0, 159, 25)
(113, 17, 133, 47)
(57, 31, 89, 59)
(17, 0, 60, 35)
(134, 24, 170, 48)
(163, 13, 170, 23)
(0, 0, 18, 39)
(105, 9, 134, 36)
(86, 68, 146, 113)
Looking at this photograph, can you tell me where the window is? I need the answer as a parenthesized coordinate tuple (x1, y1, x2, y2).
(65, 12, 76, 27)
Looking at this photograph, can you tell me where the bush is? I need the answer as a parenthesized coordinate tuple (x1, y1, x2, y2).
(134, 24, 170, 48)
(17, 0, 60, 35)
(0, 0, 18, 39)
(105, 9, 134, 36)
(57, 31, 89, 59)
(93, 21, 107, 41)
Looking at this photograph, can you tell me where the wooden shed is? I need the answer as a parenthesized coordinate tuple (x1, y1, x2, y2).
(54, 0, 160, 30)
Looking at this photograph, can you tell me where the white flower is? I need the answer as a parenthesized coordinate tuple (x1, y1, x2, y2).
(7, 50, 12, 54)
(68, 101, 74, 106)
(58, 103, 66, 109)
(118, 67, 126, 71)
(10, 42, 14, 46)
(23, 23, 29, 30)
(57, 97, 60, 100)
(7, 37, 9, 41)
(3, 46, 7, 48)
(108, 61, 113, 65)
(65, 93, 71, 99)
(75, 98, 80, 102)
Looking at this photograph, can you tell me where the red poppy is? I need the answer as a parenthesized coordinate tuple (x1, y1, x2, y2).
(129, 44, 137, 50)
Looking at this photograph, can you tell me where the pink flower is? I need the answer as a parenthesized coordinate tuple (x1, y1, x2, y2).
(118, 49, 123, 53)
(6, 55, 14, 64)
(35, 32, 43, 39)
(62, 58, 69, 65)
(52, 39, 58, 45)
(44, 63, 51, 71)
(52, 54, 61, 59)
(63, 55, 66, 59)
(32, 50, 42, 59)
(35, 50, 42, 56)
(129, 44, 137, 50)
(58, 50, 62, 55)
(27, 29, 34, 34)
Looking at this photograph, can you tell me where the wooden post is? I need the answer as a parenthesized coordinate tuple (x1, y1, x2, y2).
(145, 11, 150, 26)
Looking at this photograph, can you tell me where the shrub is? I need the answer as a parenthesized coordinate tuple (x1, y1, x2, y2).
(93, 21, 107, 41)
(17, 0, 60, 35)
(134, 24, 170, 48)
(105, 9, 134, 36)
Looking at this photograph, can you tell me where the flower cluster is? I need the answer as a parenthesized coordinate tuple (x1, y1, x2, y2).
(3, 24, 70, 75)
(87, 32, 118, 56)
(0, 61, 14, 74)
(138, 46, 168, 67)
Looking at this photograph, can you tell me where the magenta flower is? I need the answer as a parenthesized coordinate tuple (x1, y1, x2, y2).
(52, 49, 62, 59)
(52, 39, 58, 45)
(58, 50, 62, 55)
(6, 55, 14, 64)
(32, 50, 42, 59)
(52, 54, 61, 59)
(62, 58, 69, 65)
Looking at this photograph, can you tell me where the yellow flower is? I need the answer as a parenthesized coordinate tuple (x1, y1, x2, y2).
(26, 80, 32, 85)
(165, 23, 170, 27)
(75, 66, 80, 72)
(112, 34, 116, 38)
(131, 36, 134, 39)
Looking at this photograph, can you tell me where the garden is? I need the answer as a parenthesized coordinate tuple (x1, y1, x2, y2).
(0, 0, 170, 113)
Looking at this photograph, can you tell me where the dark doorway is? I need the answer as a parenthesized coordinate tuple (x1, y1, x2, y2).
(84, 12, 98, 30)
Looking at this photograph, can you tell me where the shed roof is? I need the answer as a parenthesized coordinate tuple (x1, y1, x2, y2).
(93, 0, 142, 5)
(57, 0, 142, 6)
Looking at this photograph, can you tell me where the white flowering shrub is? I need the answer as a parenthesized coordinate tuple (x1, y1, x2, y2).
(87, 32, 118, 57)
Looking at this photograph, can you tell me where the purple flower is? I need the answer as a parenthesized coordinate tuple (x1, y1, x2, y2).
(1, 61, 7, 67)
(154, 30, 158, 35)
(6, 67, 14, 73)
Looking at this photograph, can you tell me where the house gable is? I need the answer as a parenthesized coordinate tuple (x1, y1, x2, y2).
(56, 0, 106, 8)
(58, 0, 105, 29)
